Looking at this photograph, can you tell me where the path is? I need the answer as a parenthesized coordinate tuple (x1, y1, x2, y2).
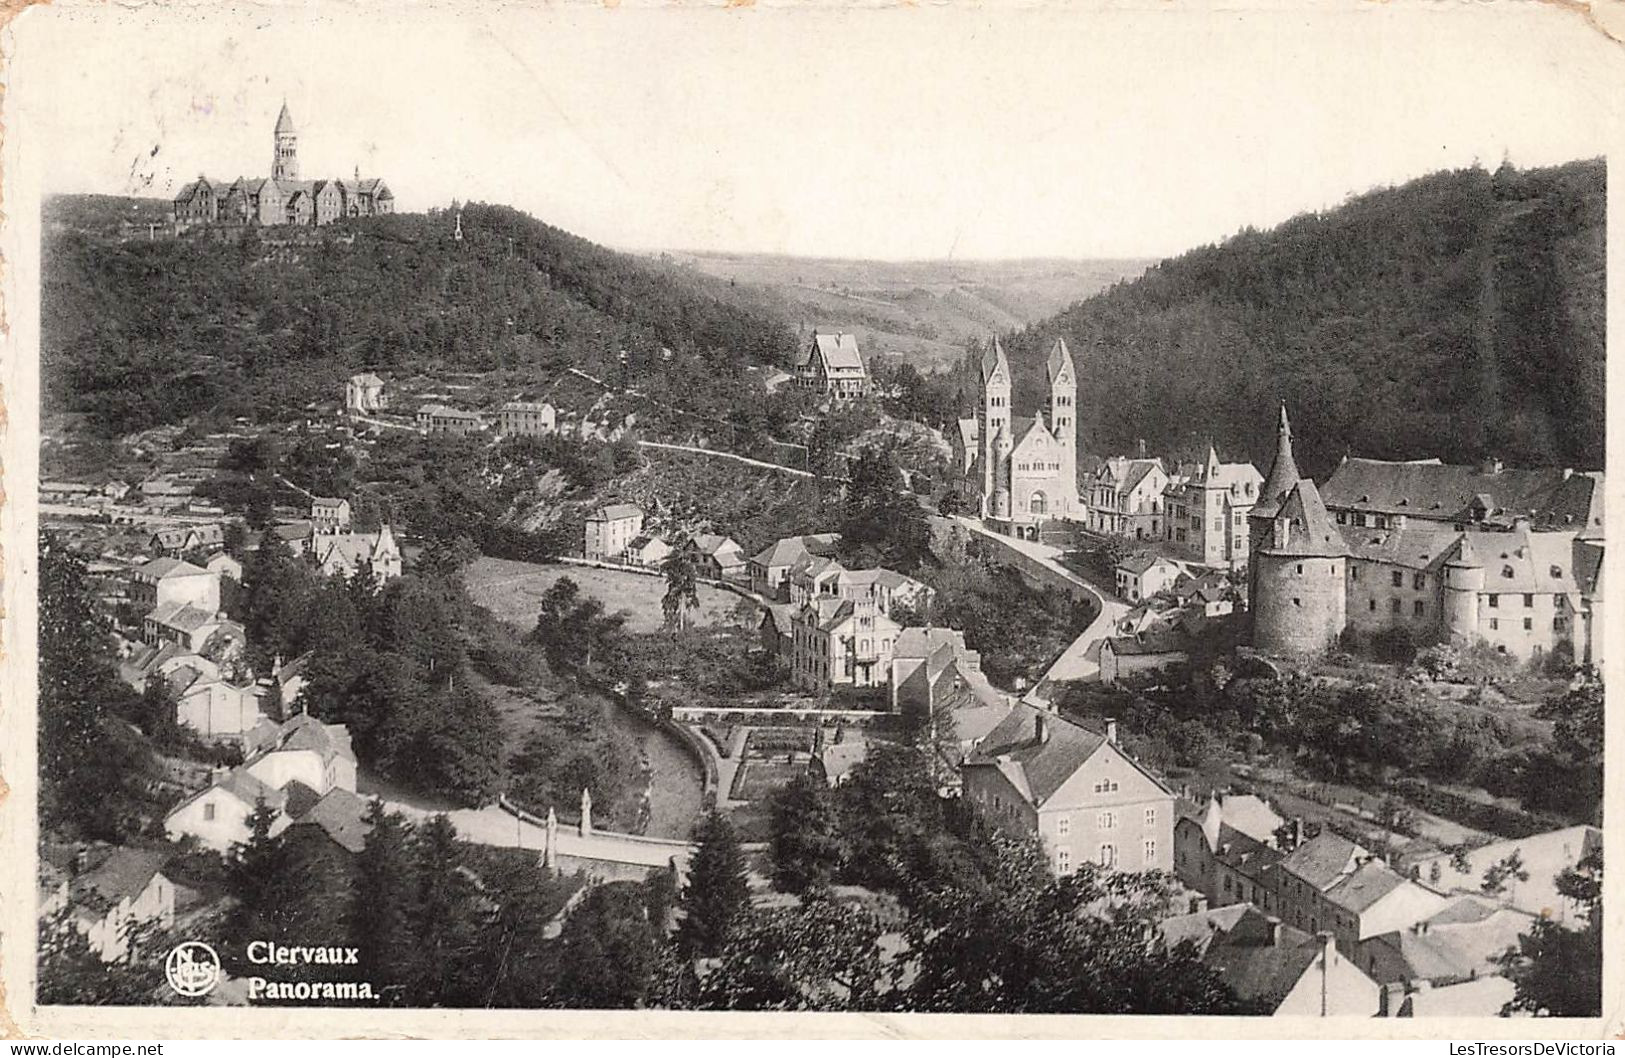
(636, 439, 843, 481)
(951, 515, 1127, 701)
(382, 797, 694, 871)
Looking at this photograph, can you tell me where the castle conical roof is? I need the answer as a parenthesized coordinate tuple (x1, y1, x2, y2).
(1255, 403, 1301, 516)
(274, 102, 296, 135)
(1263, 480, 1348, 558)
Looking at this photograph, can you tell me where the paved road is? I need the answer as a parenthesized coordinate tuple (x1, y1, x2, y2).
(951, 516, 1127, 698)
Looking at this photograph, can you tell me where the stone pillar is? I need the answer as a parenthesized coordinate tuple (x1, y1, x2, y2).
(579, 788, 593, 837)
(543, 806, 558, 870)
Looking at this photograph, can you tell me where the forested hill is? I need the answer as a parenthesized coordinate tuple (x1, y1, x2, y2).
(999, 160, 1605, 480)
(42, 199, 796, 435)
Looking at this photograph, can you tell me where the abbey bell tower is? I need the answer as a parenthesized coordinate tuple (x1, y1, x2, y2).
(272, 101, 299, 182)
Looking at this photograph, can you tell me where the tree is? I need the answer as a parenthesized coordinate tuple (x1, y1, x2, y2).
(769, 774, 847, 893)
(839, 447, 932, 574)
(677, 811, 751, 957)
(37, 909, 173, 1006)
(139, 673, 182, 744)
(1499, 848, 1602, 1016)
(1481, 850, 1530, 899)
(550, 882, 659, 1008)
(351, 801, 421, 1004)
(690, 889, 889, 1011)
(661, 546, 701, 632)
(405, 814, 485, 1004)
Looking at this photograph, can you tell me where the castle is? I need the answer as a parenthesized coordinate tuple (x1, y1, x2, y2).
(952, 337, 1081, 538)
(172, 103, 394, 228)
(1248, 404, 1604, 666)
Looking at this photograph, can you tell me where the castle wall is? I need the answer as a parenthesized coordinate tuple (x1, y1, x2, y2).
(1251, 554, 1346, 655)
(1344, 560, 1443, 639)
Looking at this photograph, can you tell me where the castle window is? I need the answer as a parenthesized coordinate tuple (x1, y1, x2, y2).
(1413, 601, 1425, 617)
(1144, 839, 1157, 862)
(1556, 595, 1568, 610)
(1551, 565, 1564, 579)
(1369, 600, 1377, 612)
(1391, 571, 1404, 588)
(1523, 617, 1533, 631)
(1293, 598, 1301, 607)
(1297, 564, 1303, 575)
(1391, 598, 1402, 613)
(1523, 593, 1534, 607)
(1490, 618, 1499, 630)
(1503, 566, 1515, 579)
(1351, 566, 1360, 581)
(1488, 594, 1499, 608)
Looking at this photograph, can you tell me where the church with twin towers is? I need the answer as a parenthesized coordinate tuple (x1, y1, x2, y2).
(952, 336, 1082, 538)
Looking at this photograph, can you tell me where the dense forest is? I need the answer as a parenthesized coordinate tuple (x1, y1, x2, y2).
(42, 199, 797, 436)
(991, 160, 1605, 479)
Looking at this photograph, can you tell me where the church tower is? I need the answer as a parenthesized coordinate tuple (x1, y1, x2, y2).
(272, 101, 299, 182)
(1045, 337, 1078, 510)
(977, 337, 1012, 518)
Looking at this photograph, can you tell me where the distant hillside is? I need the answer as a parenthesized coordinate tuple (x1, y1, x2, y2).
(997, 160, 1605, 479)
(666, 252, 1152, 373)
(42, 198, 797, 436)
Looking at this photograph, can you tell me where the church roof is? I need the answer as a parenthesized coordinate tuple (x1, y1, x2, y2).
(274, 102, 297, 135)
(980, 336, 1010, 384)
(1045, 337, 1075, 382)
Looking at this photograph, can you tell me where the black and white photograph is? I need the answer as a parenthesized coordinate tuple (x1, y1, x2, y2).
(2, 0, 1616, 1036)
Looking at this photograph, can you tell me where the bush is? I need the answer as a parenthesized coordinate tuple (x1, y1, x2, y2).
(1372, 627, 1419, 664)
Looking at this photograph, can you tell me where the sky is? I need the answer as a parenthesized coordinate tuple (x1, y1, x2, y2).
(10, 2, 1621, 260)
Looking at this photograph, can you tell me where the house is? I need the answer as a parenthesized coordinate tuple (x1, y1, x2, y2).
(176, 677, 268, 741)
(624, 535, 672, 568)
(164, 766, 291, 852)
(685, 533, 747, 579)
(270, 652, 314, 718)
(789, 597, 896, 692)
(758, 603, 798, 663)
(311, 497, 352, 534)
(497, 401, 557, 437)
(148, 523, 226, 557)
(52, 847, 176, 962)
(1159, 904, 1380, 1016)
(1164, 447, 1263, 570)
(1098, 629, 1191, 685)
(962, 704, 1174, 877)
(788, 557, 932, 618)
(1275, 831, 1449, 957)
(888, 626, 982, 707)
(1174, 795, 1289, 914)
(119, 641, 220, 693)
(284, 787, 373, 857)
(584, 504, 646, 562)
(264, 520, 315, 557)
(953, 337, 1082, 538)
(205, 552, 244, 582)
(794, 331, 870, 400)
(892, 642, 1012, 770)
(346, 372, 387, 415)
(1398, 825, 1601, 922)
(143, 602, 241, 653)
(1359, 894, 1533, 1016)
(416, 404, 485, 435)
(788, 597, 901, 693)
(130, 557, 221, 613)
(138, 477, 198, 508)
(748, 532, 841, 600)
(314, 524, 403, 583)
(242, 712, 358, 797)
(1320, 456, 1603, 537)
(1086, 456, 1170, 539)
(1114, 553, 1186, 602)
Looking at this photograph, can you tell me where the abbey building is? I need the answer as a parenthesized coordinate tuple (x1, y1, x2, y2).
(951, 337, 1081, 539)
(173, 103, 394, 229)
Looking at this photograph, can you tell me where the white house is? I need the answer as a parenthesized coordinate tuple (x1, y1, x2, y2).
(584, 504, 645, 561)
(1114, 553, 1186, 602)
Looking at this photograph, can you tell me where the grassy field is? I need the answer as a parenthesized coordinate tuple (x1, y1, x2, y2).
(465, 556, 751, 633)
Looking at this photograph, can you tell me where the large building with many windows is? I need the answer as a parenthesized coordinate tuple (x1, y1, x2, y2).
(1249, 404, 1604, 664)
(961, 704, 1174, 876)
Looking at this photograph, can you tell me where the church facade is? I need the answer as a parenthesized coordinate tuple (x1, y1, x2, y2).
(952, 337, 1081, 538)
(173, 103, 394, 229)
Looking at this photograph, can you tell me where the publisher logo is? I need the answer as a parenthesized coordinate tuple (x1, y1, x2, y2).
(165, 941, 221, 997)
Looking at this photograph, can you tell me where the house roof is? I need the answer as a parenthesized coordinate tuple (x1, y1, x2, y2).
(1320, 457, 1603, 531)
(1338, 524, 1465, 571)
(1212, 794, 1284, 845)
(761, 603, 798, 637)
(588, 503, 644, 523)
(137, 557, 212, 581)
(1185, 907, 1329, 1011)
(1256, 404, 1301, 517)
(690, 533, 742, 558)
(349, 372, 384, 386)
(148, 601, 221, 634)
(751, 532, 840, 568)
(1104, 629, 1189, 657)
(808, 332, 866, 372)
(73, 848, 169, 912)
(894, 626, 971, 661)
(627, 535, 669, 553)
(289, 787, 372, 854)
(956, 418, 979, 450)
(270, 521, 314, 542)
(1117, 552, 1179, 577)
(1361, 896, 1536, 986)
(964, 702, 1122, 806)
(1279, 831, 1365, 891)
(312, 497, 349, 511)
(1323, 859, 1409, 914)
(269, 713, 357, 764)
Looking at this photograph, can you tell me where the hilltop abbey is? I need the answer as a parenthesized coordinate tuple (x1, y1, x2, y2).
(172, 103, 394, 228)
(951, 336, 1082, 538)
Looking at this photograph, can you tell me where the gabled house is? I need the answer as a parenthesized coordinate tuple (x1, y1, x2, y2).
(497, 401, 557, 437)
(1360, 894, 1532, 1016)
(1160, 904, 1380, 1016)
(1114, 553, 1186, 602)
(624, 535, 672, 568)
(794, 331, 869, 400)
(1087, 457, 1171, 539)
(149, 523, 226, 558)
(314, 524, 402, 583)
(962, 704, 1174, 877)
(176, 677, 269, 742)
(1276, 832, 1449, 957)
(243, 712, 359, 796)
(788, 597, 900, 693)
(685, 533, 747, 579)
(1098, 628, 1191, 685)
(310, 497, 352, 534)
(143, 602, 242, 654)
(164, 766, 291, 852)
(49, 847, 176, 962)
(346, 372, 387, 415)
(748, 533, 841, 600)
(584, 504, 645, 562)
(130, 557, 220, 613)
(1174, 794, 1289, 914)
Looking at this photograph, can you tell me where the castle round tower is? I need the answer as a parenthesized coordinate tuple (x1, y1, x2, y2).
(1442, 537, 1484, 642)
(1248, 404, 1350, 656)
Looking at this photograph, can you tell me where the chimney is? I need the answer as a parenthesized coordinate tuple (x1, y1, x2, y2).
(1035, 713, 1050, 744)
(1480, 457, 1503, 476)
(1137, 438, 1147, 459)
(1105, 717, 1119, 744)
(1264, 915, 1284, 947)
